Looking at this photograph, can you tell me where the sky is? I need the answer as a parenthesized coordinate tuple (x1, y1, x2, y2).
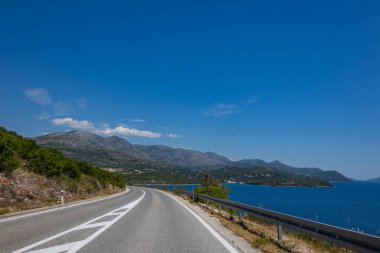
(0, 1, 379, 180)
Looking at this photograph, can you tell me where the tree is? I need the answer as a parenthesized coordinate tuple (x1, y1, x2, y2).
(201, 173, 219, 187)
(0, 137, 18, 176)
(195, 174, 229, 199)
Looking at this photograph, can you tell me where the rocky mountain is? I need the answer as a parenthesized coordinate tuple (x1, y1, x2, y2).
(232, 159, 273, 168)
(209, 166, 333, 187)
(230, 160, 349, 181)
(36, 131, 150, 160)
(309, 170, 350, 181)
(268, 160, 323, 175)
(134, 145, 230, 169)
(35, 130, 349, 181)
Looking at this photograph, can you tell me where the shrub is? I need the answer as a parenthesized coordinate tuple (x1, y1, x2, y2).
(62, 161, 81, 179)
(0, 129, 19, 176)
(194, 173, 230, 199)
(194, 185, 229, 199)
(0, 138, 18, 176)
(28, 147, 64, 177)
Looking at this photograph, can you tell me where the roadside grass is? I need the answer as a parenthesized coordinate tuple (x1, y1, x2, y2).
(0, 208, 9, 215)
(176, 192, 354, 253)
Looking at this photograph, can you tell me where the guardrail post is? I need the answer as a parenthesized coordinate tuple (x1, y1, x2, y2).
(156, 188, 380, 252)
(277, 224, 283, 241)
(60, 190, 64, 204)
(238, 210, 244, 223)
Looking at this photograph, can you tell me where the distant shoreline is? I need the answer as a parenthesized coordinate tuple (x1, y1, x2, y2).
(246, 184, 334, 188)
(136, 183, 334, 188)
(135, 184, 201, 186)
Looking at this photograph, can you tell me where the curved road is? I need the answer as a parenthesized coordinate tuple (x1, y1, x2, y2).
(0, 187, 239, 253)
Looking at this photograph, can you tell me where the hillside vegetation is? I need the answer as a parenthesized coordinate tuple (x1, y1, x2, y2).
(210, 166, 333, 187)
(34, 130, 338, 186)
(194, 174, 230, 199)
(0, 127, 125, 213)
(35, 130, 350, 182)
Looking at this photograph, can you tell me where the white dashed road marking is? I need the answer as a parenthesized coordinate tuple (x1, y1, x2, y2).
(12, 190, 145, 253)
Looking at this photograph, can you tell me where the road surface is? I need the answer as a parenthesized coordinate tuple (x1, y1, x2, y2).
(0, 187, 239, 253)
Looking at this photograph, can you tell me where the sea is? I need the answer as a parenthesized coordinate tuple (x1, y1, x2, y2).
(165, 181, 380, 237)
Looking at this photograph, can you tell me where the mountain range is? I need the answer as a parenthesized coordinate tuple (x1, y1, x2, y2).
(35, 130, 349, 182)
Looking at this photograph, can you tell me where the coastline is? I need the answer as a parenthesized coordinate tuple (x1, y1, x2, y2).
(135, 183, 201, 186)
(246, 183, 334, 188)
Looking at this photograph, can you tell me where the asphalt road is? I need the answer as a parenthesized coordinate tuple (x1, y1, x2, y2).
(0, 187, 239, 253)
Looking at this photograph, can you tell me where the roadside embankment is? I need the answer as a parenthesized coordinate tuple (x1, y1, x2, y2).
(164, 190, 354, 253)
(0, 168, 123, 215)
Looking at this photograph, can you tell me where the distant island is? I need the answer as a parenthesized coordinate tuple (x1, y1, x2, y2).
(367, 177, 380, 182)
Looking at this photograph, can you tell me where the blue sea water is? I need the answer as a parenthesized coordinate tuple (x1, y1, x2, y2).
(167, 181, 380, 236)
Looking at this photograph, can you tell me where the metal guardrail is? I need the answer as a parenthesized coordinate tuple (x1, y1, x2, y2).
(155, 187, 380, 253)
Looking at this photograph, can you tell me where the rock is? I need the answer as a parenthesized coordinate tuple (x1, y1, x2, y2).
(26, 193, 37, 200)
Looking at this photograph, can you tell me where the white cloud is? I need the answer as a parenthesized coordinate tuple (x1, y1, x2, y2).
(202, 103, 240, 117)
(52, 117, 94, 130)
(96, 126, 161, 138)
(50, 117, 178, 139)
(166, 133, 182, 138)
(25, 88, 51, 105)
(34, 112, 50, 120)
(99, 123, 110, 129)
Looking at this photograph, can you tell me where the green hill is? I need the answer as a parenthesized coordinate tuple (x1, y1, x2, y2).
(209, 166, 333, 187)
(0, 127, 125, 213)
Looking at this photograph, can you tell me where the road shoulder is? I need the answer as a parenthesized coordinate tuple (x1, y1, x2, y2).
(161, 190, 260, 253)
(0, 187, 130, 222)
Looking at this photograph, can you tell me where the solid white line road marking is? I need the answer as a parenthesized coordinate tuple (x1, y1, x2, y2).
(0, 188, 131, 223)
(12, 189, 145, 253)
(160, 190, 239, 253)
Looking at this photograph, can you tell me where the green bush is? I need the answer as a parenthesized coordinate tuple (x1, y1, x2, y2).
(62, 160, 81, 179)
(0, 137, 18, 176)
(0, 126, 125, 188)
(28, 147, 64, 177)
(194, 185, 229, 199)
(194, 173, 229, 199)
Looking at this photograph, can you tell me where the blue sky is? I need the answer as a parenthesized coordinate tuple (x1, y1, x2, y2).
(1, 1, 379, 179)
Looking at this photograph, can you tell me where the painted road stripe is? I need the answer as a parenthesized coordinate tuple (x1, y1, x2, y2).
(12, 189, 145, 253)
(0, 188, 131, 224)
(160, 190, 239, 253)
(24, 242, 82, 253)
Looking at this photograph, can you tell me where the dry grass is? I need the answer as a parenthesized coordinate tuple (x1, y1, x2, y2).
(185, 197, 355, 253)
(0, 169, 121, 214)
